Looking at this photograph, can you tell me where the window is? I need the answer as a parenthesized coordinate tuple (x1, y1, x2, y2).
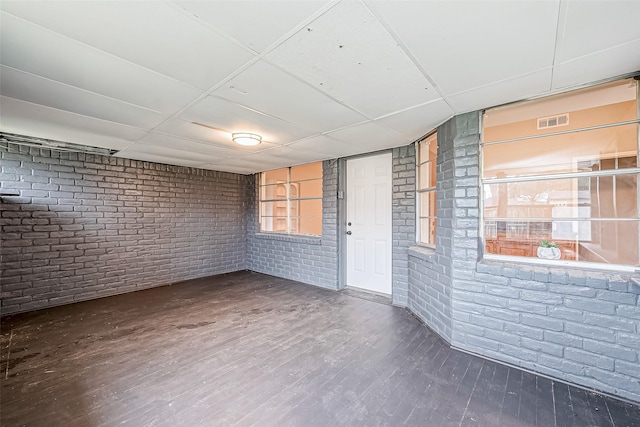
(482, 78, 639, 267)
(259, 162, 322, 235)
(417, 132, 438, 246)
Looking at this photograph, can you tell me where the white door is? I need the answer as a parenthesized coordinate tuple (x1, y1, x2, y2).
(346, 153, 392, 295)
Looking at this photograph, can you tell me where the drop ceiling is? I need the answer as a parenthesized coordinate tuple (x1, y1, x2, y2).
(0, 0, 638, 174)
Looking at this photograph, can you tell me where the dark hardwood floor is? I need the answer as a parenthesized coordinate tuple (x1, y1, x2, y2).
(1, 271, 638, 426)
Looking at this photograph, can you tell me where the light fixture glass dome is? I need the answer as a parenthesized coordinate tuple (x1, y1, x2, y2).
(232, 132, 262, 146)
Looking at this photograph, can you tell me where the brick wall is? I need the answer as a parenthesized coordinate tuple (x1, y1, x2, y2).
(246, 160, 339, 290)
(407, 117, 471, 342)
(391, 145, 416, 306)
(407, 112, 640, 403)
(1, 143, 248, 315)
(465, 261, 640, 402)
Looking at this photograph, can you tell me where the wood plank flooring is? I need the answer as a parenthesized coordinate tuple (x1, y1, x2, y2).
(1, 271, 639, 426)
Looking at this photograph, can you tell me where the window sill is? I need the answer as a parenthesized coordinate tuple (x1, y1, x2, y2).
(254, 233, 322, 245)
(482, 254, 639, 273)
(408, 246, 436, 262)
(478, 257, 640, 293)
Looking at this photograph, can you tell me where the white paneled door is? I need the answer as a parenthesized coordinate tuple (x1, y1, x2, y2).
(346, 153, 392, 295)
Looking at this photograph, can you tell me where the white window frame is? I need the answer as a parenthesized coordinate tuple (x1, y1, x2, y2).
(259, 163, 323, 236)
(416, 132, 438, 247)
(480, 79, 640, 271)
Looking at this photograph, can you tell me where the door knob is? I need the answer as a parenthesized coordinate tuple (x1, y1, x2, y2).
(346, 231, 352, 235)
(347, 222, 352, 226)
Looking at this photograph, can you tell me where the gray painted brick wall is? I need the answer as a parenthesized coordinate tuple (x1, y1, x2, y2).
(392, 145, 416, 306)
(466, 261, 640, 402)
(1, 143, 247, 315)
(407, 112, 640, 403)
(407, 115, 480, 342)
(246, 160, 339, 290)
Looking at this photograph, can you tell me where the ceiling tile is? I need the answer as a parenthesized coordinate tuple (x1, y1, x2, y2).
(119, 142, 223, 165)
(286, 135, 352, 157)
(199, 163, 254, 175)
(447, 68, 553, 113)
(552, 40, 640, 90)
(1, 1, 254, 91)
(213, 60, 367, 133)
(375, 99, 454, 143)
(179, 96, 315, 145)
(370, 0, 558, 95)
(0, 96, 145, 150)
(206, 155, 289, 173)
(267, 1, 439, 118)
(155, 119, 281, 153)
(137, 133, 238, 159)
(0, 66, 168, 129)
(555, 1, 640, 63)
(113, 149, 206, 168)
(174, 1, 330, 53)
(0, 11, 203, 113)
(260, 146, 331, 165)
(328, 121, 410, 151)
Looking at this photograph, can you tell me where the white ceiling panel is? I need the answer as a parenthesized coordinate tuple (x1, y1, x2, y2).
(179, 96, 314, 145)
(206, 155, 291, 172)
(260, 145, 332, 165)
(0, 11, 202, 113)
(328, 121, 410, 152)
(552, 39, 640, 90)
(136, 133, 239, 159)
(199, 163, 256, 174)
(0, 96, 144, 150)
(267, 0, 439, 118)
(287, 135, 356, 158)
(173, 1, 330, 53)
(375, 99, 454, 143)
(1, 1, 254, 91)
(213, 60, 367, 133)
(555, 0, 640, 63)
(370, 0, 559, 97)
(114, 149, 206, 168)
(155, 119, 281, 153)
(1, 0, 638, 174)
(0, 66, 168, 129)
(447, 68, 553, 113)
(156, 119, 237, 147)
(119, 142, 223, 165)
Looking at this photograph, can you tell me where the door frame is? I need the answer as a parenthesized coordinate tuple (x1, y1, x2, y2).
(338, 149, 394, 295)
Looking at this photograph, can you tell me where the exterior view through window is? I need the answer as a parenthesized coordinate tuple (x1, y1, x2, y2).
(417, 132, 438, 246)
(260, 162, 322, 235)
(482, 78, 639, 267)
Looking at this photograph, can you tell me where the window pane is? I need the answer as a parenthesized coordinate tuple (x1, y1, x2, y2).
(484, 219, 639, 266)
(263, 168, 288, 185)
(483, 78, 638, 143)
(420, 191, 437, 218)
(483, 124, 638, 179)
(483, 174, 638, 220)
(420, 217, 436, 246)
(291, 162, 322, 181)
(260, 216, 288, 233)
(291, 216, 322, 235)
(261, 183, 287, 200)
(261, 201, 287, 220)
(419, 133, 437, 163)
(291, 179, 322, 199)
(419, 161, 436, 190)
(290, 199, 322, 218)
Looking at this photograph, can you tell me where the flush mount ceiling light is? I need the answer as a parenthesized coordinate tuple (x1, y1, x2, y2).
(232, 132, 262, 146)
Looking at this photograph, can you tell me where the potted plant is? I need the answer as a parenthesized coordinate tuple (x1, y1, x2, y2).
(537, 240, 561, 260)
